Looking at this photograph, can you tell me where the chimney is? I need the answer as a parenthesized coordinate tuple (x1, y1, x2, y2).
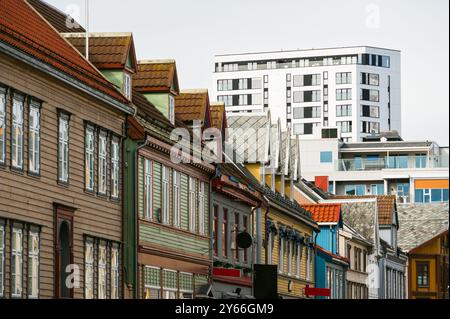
(315, 176, 329, 193)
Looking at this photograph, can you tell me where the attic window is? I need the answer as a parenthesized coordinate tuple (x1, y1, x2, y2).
(124, 72, 132, 100)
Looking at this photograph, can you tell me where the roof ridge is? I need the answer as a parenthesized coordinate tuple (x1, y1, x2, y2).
(180, 89, 208, 94)
(138, 59, 176, 64)
(62, 32, 133, 38)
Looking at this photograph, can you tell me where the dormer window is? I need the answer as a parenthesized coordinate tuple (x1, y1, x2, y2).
(124, 72, 132, 100)
(169, 95, 175, 125)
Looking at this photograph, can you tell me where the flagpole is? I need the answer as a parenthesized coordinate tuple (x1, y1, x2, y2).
(85, 0, 89, 59)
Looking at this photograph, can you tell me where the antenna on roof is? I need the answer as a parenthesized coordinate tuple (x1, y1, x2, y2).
(85, 0, 89, 59)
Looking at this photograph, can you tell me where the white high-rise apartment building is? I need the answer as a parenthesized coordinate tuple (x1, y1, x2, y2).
(212, 46, 401, 142)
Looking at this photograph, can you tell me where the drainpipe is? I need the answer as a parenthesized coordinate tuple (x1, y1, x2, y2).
(263, 202, 270, 265)
(134, 137, 148, 297)
(314, 232, 319, 290)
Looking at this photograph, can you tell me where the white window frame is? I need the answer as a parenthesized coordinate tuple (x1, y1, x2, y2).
(58, 114, 69, 183)
(85, 126, 95, 191)
(169, 95, 175, 125)
(11, 227, 23, 298)
(306, 247, 311, 281)
(0, 224, 4, 297)
(162, 165, 170, 225)
(144, 159, 153, 220)
(11, 96, 24, 169)
(29, 102, 41, 174)
(111, 246, 119, 299)
(123, 72, 132, 100)
(198, 181, 206, 235)
(162, 269, 178, 299)
(173, 170, 181, 227)
(84, 241, 94, 299)
(98, 244, 107, 299)
(278, 237, 285, 274)
(111, 138, 120, 198)
(189, 177, 197, 233)
(98, 132, 107, 195)
(28, 231, 39, 298)
(0, 89, 6, 165)
(179, 272, 193, 299)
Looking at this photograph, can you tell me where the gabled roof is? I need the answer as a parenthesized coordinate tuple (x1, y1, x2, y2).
(210, 102, 227, 131)
(302, 204, 341, 224)
(27, 0, 86, 33)
(175, 89, 211, 127)
(397, 203, 449, 252)
(0, 0, 130, 107)
(63, 32, 138, 72)
(332, 195, 397, 226)
(133, 60, 179, 94)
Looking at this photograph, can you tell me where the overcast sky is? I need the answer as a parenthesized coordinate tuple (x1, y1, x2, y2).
(47, 0, 449, 145)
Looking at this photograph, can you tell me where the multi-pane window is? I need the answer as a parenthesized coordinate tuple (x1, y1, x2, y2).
(0, 88, 6, 164)
(98, 244, 107, 299)
(361, 121, 380, 134)
(361, 72, 379, 86)
(416, 262, 429, 287)
(198, 181, 206, 235)
(85, 126, 95, 191)
(336, 88, 352, 101)
(296, 244, 301, 278)
(213, 206, 218, 256)
(336, 105, 352, 117)
(84, 241, 94, 299)
(0, 224, 4, 297)
(162, 166, 170, 225)
(163, 269, 177, 299)
(233, 213, 239, 261)
(144, 266, 161, 299)
(111, 246, 119, 299)
(287, 241, 293, 275)
(345, 184, 366, 196)
(11, 94, 24, 169)
(173, 170, 181, 227)
(361, 89, 379, 102)
(169, 95, 175, 125)
(306, 247, 311, 281)
(361, 105, 380, 118)
(337, 121, 353, 133)
(243, 215, 248, 264)
(11, 227, 23, 297)
(188, 177, 196, 232)
(179, 272, 193, 299)
(336, 72, 352, 85)
(293, 106, 321, 119)
(28, 231, 39, 298)
(29, 102, 41, 174)
(293, 122, 318, 135)
(98, 132, 107, 195)
(267, 232, 273, 264)
(415, 188, 449, 203)
(415, 154, 427, 168)
(58, 114, 69, 183)
(111, 138, 120, 198)
(144, 159, 153, 220)
(123, 72, 132, 100)
(217, 79, 233, 91)
(293, 74, 321, 87)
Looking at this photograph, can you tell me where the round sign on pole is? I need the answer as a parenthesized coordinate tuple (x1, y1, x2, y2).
(236, 232, 253, 249)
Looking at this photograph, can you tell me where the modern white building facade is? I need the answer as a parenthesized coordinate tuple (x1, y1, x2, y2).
(212, 46, 401, 142)
(298, 134, 449, 204)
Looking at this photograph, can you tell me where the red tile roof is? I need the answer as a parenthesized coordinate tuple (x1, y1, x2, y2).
(0, 0, 128, 105)
(133, 60, 179, 93)
(27, 0, 86, 33)
(175, 89, 211, 126)
(302, 204, 341, 223)
(63, 33, 137, 71)
(331, 195, 396, 225)
(210, 102, 226, 131)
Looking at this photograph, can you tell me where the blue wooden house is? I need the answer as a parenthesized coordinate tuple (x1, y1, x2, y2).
(303, 204, 349, 299)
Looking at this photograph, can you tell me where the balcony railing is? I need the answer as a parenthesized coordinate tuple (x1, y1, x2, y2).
(335, 156, 448, 171)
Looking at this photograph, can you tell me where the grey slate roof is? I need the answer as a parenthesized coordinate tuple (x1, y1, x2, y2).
(340, 201, 378, 243)
(397, 203, 449, 252)
(226, 115, 269, 164)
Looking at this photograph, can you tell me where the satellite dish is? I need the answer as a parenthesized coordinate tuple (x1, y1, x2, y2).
(236, 232, 253, 249)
